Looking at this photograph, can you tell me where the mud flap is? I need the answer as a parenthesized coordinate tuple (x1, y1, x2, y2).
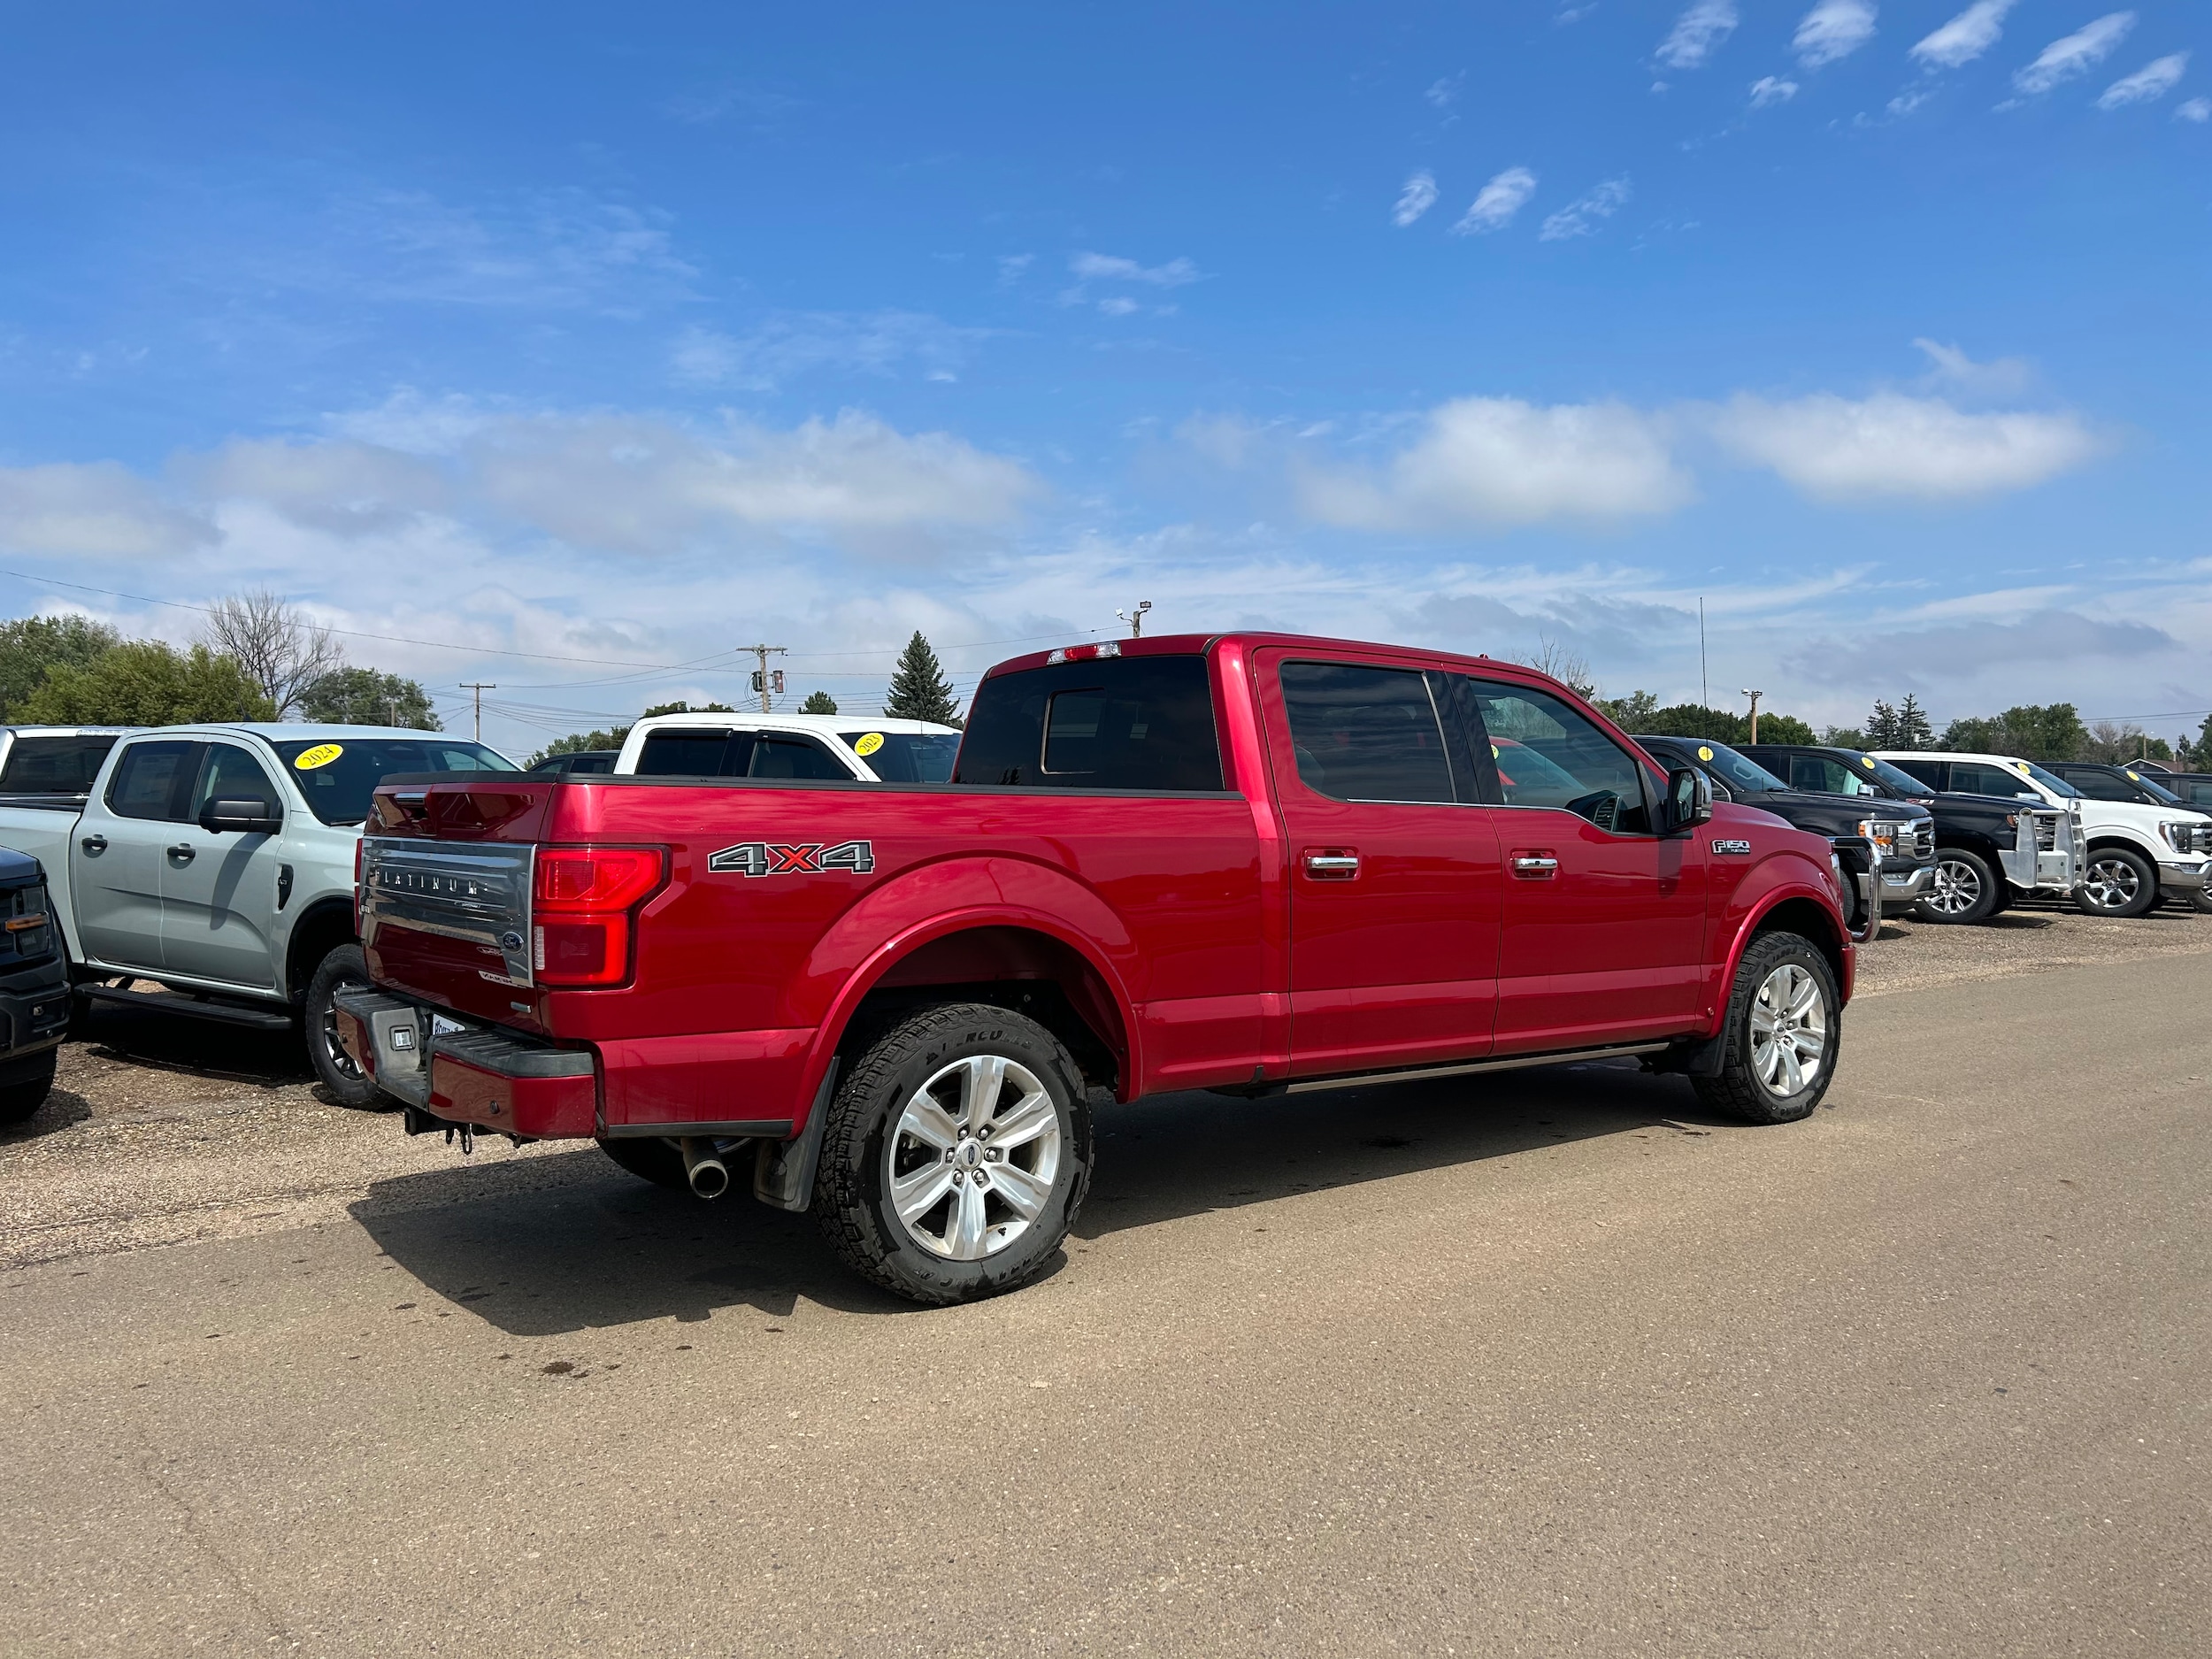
(752, 1059, 841, 1212)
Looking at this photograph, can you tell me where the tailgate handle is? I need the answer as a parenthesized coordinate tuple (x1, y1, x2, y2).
(1302, 850, 1360, 880)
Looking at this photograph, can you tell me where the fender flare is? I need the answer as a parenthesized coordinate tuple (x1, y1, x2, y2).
(789, 855, 1143, 1110)
(1710, 856, 1849, 1020)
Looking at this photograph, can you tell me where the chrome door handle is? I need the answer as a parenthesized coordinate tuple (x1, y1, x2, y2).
(80, 834, 107, 854)
(1513, 855, 1560, 874)
(166, 842, 196, 863)
(1302, 852, 1361, 879)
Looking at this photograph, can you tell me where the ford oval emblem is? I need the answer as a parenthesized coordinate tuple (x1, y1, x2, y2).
(499, 930, 525, 953)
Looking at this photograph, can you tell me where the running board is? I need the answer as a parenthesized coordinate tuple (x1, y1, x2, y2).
(1283, 1041, 1671, 1095)
(79, 984, 296, 1031)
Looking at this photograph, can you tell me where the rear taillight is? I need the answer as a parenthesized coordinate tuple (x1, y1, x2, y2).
(531, 845, 666, 987)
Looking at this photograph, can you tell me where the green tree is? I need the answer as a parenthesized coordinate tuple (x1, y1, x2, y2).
(1821, 725, 1868, 749)
(1941, 703, 2086, 763)
(1593, 689, 1659, 729)
(1643, 703, 1749, 743)
(883, 631, 961, 726)
(641, 700, 735, 718)
(0, 614, 124, 718)
(23, 641, 273, 725)
(799, 690, 839, 715)
(1755, 713, 1817, 746)
(300, 667, 441, 729)
(1865, 700, 1900, 749)
(528, 700, 739, 766)
(1894, 695, 1934, 749)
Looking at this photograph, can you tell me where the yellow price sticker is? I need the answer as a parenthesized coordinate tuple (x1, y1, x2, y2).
(2126, 771, 2139, 780)
(853, 733, 885, 757)
(1861, 756, 1876, 767)
(293, 742, 344, 771)
(1696, 746, 1714, 762)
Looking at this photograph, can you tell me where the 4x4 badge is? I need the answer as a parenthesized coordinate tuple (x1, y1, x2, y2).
(1710, 838, 1753, 856)
(708, 840, 876, 878)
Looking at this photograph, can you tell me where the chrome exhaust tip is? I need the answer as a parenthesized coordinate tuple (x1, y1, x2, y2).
(680, 1138, 730, 1201)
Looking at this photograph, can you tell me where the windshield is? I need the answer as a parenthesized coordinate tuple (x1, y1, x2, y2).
(273, 737, 519, 826)
(839, 730, 960, 784)
(1857, 753, 1935, 795)
(1645, 737, 1787, 794)
(2016, 759, 2079, 798)
(2126, 771, 2183, 805)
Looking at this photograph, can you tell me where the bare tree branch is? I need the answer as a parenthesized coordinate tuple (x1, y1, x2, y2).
(199, 588, 345, 718)
(1513, 634, 1597, 700)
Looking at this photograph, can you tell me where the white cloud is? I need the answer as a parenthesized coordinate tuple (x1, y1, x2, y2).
(1097, 296, 1141, 317)
(1657, 3, 1739, 71)
(1911, 0, 2016, 70)
(1707, 392, 2101, 501)
(1393, 170, 1440, 227)
(1425, 74, 1464, 109)
(0, 461, 216, 558)
(1794, 1, 1878, 69)
(1911, 338, 2035, 398)
(2098, 52, 2187, 110)
(1294, 397, 1694, 530)
(1789, 609, 2177, 687)
(1750, 76, 1801, 108)
(1453, 168, 1539, 234)
(1539, 177, 1631, 242)
(670, 311, 982, 391)
(2013, 12, 2135, 96)
(1067, 252, 1202, 288)
(2178, 96, 2212, 122)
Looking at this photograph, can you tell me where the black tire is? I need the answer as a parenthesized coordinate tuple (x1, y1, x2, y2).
(2075, 847, 2158, 918)
(2188, 885, 2212, 916)
(813, 1002, 1093, 1306)
(304, 943, 388, 1110)
(597, 1135, 688, 1190)
(0, 1048, 57, 1127)
(1914, 849, 2001, 925)
(1691, 933, 1841, 1125)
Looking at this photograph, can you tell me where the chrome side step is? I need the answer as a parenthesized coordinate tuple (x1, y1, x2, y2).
(1283, 1041, 1671, 1095)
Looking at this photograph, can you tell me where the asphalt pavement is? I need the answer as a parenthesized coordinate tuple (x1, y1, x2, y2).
(4, 943, 2208, 1655)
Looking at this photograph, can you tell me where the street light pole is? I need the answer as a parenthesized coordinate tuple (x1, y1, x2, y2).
(1741, 687, 1764, 746)
(1116, 601, 1152, 639)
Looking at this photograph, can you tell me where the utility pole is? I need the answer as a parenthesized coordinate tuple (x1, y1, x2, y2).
(1699, 597, 1709, 712)
(1116, 601, 1153, 639)
(744, 644, 788, 714)
(460, 682, 495, 741)
(1742, 687, 1764, 745)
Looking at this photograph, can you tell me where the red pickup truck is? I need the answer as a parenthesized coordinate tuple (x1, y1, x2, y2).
(339, 633, 1855, 1303)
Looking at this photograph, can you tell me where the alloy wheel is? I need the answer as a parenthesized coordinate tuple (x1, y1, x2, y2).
(1924, 857, 1984, 918)
(884, 1054, 1063, 1261)
(319, 983, 367, 1081)
(1749, 963, 1827, 1098)
(2079, 856, 2142, 913)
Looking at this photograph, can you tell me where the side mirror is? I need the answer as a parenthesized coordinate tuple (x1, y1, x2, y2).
(200, 797, 282, 835)
(1665, 766, 1712, 833)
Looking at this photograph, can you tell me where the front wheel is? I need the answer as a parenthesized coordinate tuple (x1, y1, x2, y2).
(813, 1002, 1094, 1305)
(2188, 885, 2212, 916)
(2075, 848, 2157, 918)
(1692, 933, 1842, 1125)
(1914, 849, 2001, 924)
(0, 1048, 58, 1127)
(304, 943, 388, 1109)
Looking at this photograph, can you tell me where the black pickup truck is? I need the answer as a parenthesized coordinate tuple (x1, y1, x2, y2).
(0, 846, 70, 1125)
(1742, 742, 2082, 924)
(1634, 735, 1932, 936)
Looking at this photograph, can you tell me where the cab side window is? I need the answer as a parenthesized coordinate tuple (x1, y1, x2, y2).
(1789, 755, 1870, 796)
(634, 730, 754, 777)
(1951, 762, 2034, 798)
(749, 736, 849, 780)
(1464, 680, 1654, 834)
(2063, 772, 2135, 802)
(1278, 662, 1458, 803)
(192, 745, 281, 818)
(106, 741, 200, 822)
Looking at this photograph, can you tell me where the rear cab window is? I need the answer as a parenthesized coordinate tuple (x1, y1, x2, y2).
(272, 738, 518, 826)
(631, 729, 851, 780)
(839, 732, 960, 783)
(956, 655, 1226, 791)
(1, 733, 121, 794)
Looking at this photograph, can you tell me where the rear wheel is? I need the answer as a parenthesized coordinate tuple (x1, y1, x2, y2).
(1914, 849, 2000, 924)
(813, 1002, 1093, 1305)
(2075, 848, 2157, 918)
(1692, 933, 1841, 1125)
(304, 944, 388, 1109)
(0, 1049, 57, 1127)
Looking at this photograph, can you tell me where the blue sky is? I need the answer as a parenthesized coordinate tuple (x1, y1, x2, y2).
(1, 1, 2205, 751)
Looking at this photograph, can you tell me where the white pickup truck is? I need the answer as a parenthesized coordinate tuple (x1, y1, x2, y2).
(0, 723, 519, 1103)
(613, 711, 963, 782)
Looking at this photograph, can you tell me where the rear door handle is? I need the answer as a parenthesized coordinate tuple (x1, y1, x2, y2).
(167, 842, 196, 863)
(81, 834, 107, 854)
(1302, 850, 1361, 880)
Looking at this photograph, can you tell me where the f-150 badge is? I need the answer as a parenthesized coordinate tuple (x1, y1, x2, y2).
(709, 840, 876, 877)
(1710, 839, 1753, 856)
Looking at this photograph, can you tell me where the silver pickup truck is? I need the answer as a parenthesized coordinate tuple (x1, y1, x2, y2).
(0, 723, 518, 1104)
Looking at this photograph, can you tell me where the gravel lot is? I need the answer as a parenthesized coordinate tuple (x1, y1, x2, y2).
(4, 901, 2208, 1273)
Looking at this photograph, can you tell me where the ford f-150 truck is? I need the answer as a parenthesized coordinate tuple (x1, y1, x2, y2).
(340, 634, 1856, 1304)
(0, 723, 520, 1102)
